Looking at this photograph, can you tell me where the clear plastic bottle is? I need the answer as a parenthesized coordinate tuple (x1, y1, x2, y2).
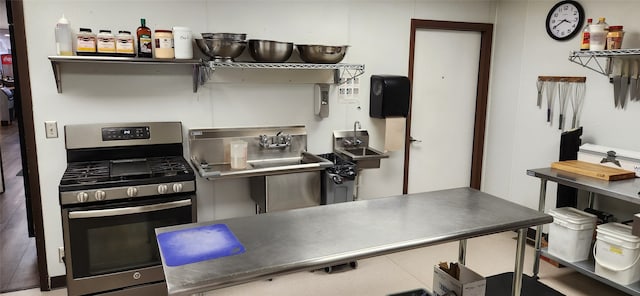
(55, 15, 73, 56)
(590, 17, 608, 51)
(580, 18, 592, 51)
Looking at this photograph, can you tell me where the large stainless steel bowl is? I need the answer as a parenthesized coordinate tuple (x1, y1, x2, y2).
(195, 38, 246, 62)
(248, 39, 294, 62)
(201, 33, 246, 41)
(296, 45, 348, 64)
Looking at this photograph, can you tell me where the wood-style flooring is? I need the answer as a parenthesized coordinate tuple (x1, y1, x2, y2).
(0, 122, 39, 293)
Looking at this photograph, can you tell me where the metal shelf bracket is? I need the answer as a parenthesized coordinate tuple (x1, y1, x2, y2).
(568, 49, 640, 76)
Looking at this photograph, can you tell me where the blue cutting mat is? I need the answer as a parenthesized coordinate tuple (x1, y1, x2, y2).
(157, 224, 245, 267)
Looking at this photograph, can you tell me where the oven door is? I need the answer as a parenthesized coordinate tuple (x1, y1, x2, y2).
(62, 194, 196, 296)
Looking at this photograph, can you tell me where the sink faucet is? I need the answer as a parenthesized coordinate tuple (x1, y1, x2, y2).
(342, 121, 363, 147)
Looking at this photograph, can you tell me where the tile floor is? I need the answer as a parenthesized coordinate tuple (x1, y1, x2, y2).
(0, 231, 627, 296)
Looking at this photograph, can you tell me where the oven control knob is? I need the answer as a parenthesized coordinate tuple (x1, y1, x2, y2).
(76, 192, 89, 203)
(172, 183, 183, 193)
(126, 187, 138, 197)
(94, 190, 106, 201)
(157, 184, 168, 194)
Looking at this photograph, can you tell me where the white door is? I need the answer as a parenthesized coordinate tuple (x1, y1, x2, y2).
(407, 29, 481, 194)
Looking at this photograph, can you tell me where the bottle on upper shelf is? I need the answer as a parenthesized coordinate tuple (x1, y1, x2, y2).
(580, 18, 592, 51)
(590, 17, 608, 51)
(136, 18, 152, 58)
(55, 14, 73, 56)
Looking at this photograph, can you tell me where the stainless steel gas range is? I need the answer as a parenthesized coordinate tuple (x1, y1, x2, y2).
(58, 122, 196, 296)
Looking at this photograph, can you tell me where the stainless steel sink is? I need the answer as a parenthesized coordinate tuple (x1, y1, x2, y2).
(333, 130, 388, 169)
(194, 152, 333, 179)
(335, 147, 388, 169)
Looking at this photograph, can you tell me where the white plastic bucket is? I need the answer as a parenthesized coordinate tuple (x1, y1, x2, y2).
(547, 207, 597, 262)
(594, 223, 640, 285)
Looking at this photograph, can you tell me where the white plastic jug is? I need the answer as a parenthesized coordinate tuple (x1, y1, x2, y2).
(55, 15, 73, 56)
(172, 27, 193, 59)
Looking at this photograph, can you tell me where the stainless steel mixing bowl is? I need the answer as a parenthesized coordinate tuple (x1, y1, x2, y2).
(248, 39, 294, 62)
(195, 38, 246, 62)
(296, 45, 349, 64)
(201, 33, 246, 41)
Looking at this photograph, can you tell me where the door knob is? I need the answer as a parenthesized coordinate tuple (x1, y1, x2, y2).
(409, 136, 422, 143)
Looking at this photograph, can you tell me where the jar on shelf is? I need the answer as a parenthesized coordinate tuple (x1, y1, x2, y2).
(589, 17, 607, 51)
(606, 26, 624, 50)
(97, 30, 116, 54)
(116, 31, 135, 55)
(154, 29, 174, 59)
(76, 28, 96, 54)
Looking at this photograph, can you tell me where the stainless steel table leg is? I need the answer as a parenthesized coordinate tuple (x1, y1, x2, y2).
(512, 228, 527, 296)
(458, 239, 467, 265)
(533, 179, 547, 278)
(588, 192, 595, 208)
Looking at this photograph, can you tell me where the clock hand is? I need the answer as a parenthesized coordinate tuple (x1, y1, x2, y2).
(553, 19, 569, 29)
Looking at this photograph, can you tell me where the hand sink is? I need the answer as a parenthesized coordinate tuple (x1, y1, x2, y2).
(335, 147, 388, 169)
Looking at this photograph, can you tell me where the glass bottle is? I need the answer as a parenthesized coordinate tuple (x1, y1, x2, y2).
(136, 18, 152, 58)
(580, 18, 592, 51)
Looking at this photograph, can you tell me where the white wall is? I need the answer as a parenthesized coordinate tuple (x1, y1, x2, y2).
(485, 0, 640, 219)
(23, 0, 498, 279)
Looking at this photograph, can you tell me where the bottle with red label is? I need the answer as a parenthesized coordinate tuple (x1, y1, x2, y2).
(580, 18, 592, 51)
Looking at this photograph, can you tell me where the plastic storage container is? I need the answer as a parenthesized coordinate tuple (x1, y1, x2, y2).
(589, 17, 608, 51)
(96, 30, 116, 54)
(594, 222, 640, 285)
(154, 29, 174, 59)
(548, 207, 597, 262)
(76, 28, 97, 54)
(172, 26, 193, 59)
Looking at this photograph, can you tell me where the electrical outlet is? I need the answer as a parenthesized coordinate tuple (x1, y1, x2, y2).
(58, 247, 64, 263)
(45, 121, 58, 138)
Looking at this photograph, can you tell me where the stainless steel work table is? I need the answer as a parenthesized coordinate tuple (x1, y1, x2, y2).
(527, 167, 640, 295)
(156, 187, 552, 296)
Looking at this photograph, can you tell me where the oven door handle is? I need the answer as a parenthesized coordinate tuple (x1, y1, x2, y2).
(68, 199, 192, 219)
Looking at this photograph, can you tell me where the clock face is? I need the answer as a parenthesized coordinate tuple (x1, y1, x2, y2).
(546, 0, 585, 41)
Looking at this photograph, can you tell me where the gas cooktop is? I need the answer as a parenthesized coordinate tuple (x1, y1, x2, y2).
(59, 122, 196, 206)
(59, 156, 194, 191)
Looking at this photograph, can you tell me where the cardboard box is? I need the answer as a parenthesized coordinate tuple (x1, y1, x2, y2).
(433, 263, 486, 296)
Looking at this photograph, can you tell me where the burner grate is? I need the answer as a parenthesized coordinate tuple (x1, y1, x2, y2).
(147, 157, 191, 177)
(60, 161, 110, 184)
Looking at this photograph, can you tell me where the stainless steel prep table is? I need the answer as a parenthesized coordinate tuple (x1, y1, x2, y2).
(528, 167, 640, 295)
(156, 187, 552, 296)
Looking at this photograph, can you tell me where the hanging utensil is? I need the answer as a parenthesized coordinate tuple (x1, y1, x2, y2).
(619, 59, 630, 109)
(544, 81, 557, 124)
(630, 60, 638, 102)
(557, 81, 571, 131)
(536, 79, 544, 108)
(611, 58, 622, 108)
(571, 82, 586, 129)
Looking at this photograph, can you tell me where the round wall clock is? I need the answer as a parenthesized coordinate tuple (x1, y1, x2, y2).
(545, 0, 585, 41)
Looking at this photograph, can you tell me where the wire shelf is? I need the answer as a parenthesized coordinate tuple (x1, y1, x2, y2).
(208, 61, 365, 84)
(568, 49, 640, 76)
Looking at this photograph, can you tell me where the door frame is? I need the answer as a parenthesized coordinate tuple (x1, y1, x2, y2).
(6, 0, 50, 290)
(403, 19, 493, 193)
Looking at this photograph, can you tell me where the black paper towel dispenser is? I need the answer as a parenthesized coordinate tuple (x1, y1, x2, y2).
(369, 75, 410, 118)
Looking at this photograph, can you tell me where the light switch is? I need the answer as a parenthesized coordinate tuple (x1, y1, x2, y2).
(45, 121, 58, 138)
